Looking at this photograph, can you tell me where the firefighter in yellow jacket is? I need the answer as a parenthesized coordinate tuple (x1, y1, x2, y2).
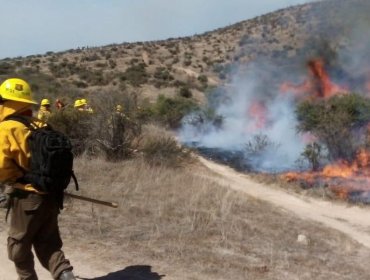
(0, 78, 76, 280)
(80, 98, 93, 113)
(37, 98, 52, 122)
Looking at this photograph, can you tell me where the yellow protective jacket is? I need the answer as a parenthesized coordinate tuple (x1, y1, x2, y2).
(0, 102, 43, 193)
(37, 106, 51, 122)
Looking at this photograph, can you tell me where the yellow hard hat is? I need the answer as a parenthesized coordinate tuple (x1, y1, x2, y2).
(80, 99, 87, 105)
(116, 104, 123, 111)
(41, 98, 50, 106)
(0, 78, 38, 104)
(74, 99, 83, 108)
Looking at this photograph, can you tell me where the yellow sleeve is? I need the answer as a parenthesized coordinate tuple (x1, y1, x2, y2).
(37, 111, 44, 121)
(0, 122, 30, 183)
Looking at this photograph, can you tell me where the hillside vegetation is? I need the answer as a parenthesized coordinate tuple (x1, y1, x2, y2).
(0, 0, 368, 109)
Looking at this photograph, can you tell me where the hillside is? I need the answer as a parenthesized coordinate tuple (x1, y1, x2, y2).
(0, 0, 368, 107)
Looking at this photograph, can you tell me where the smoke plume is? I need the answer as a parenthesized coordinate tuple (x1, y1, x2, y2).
(179, 0, 370, 173)
(179, 62, 306, 172)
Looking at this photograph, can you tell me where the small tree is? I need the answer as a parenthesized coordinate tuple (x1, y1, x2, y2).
(296, 94, 370, 161)
(151, 95, 199, 128)
(299, 142, 324, 171)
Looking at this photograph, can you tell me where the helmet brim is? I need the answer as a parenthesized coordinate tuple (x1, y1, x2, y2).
(3, 96, 38, 105)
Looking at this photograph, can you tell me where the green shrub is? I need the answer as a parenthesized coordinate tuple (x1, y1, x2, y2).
(150, 95, 199, 128)
(48, 108, 94, 156)
(153, 67, 174, 81)
(120, 64, 148, 87)
(78, 69, 108, 86)
(0, 62, 15, 75)
(197, 74, 208, 84)
(296, 94, 370, 160)
(298, 142, 325, 171)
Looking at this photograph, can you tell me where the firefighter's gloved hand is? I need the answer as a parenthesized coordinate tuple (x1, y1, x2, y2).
(0, 193, 10, 209)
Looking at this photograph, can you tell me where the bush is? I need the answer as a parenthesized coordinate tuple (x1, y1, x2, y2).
(244, 134, 278, 156)
(78, 69, 108, 86)
(0, 62, 15, 75)
(48, 90, 143, 161)
(153, 67, 173, 81)
(296, 94, 370, 160)
(47, 91, 196, 163)
(179, 86, 192, 98)
(89, 92, 142, 161)
(48, 108, 94, 156)
(197, 74, 208, 84)
(140, 125, 190, 167)
(297, 142, 325, 171)
(183, 60, 192, 66)
(150, 95, 199, 128)
(120, 64, 148, 87)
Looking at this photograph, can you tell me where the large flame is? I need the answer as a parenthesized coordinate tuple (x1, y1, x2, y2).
(278, 58, 370, 202)
(280, 58, 347, 99)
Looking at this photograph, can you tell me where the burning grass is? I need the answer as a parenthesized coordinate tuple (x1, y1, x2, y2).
(245, 150, 370, 205)
(53, 155, 370, 280)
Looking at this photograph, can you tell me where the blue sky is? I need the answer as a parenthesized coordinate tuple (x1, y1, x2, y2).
(0, 0, 312, 59)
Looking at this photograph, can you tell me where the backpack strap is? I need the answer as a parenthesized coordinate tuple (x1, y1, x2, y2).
(3, 114, 42, 131)
(3, 114, 79, 199)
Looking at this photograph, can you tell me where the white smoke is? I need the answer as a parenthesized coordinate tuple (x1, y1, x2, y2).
(179, 63, 306, 172)
(179, 1, 370, 173)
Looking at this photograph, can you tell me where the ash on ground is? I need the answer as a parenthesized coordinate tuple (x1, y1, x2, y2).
(189, 143, 251, 172)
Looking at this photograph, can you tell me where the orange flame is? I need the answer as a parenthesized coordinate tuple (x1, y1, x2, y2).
(281, 149, 370, 201)
(280, 58, 347, 99)
(307, 59, 345, 98)
(247, 101, 267, 131)
(322, 160, 355, 178)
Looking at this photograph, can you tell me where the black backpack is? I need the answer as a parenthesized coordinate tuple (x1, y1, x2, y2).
(5, 115, 78, 208)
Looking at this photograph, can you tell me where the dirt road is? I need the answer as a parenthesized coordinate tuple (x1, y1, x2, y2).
(199, 157, 370, 249)
(0, 229, 109, 280)
(2, 157, 370, 278)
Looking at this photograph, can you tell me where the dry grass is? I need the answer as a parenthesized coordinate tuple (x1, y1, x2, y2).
(139, 124, 191, 167)
(57, 155, 370, 280)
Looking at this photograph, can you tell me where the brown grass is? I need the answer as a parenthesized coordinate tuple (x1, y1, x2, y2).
(57, 155, 370, 280)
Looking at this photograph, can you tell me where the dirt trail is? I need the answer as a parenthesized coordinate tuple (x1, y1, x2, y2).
(199, 157, 370, 249)
(0, 230, 109, 280)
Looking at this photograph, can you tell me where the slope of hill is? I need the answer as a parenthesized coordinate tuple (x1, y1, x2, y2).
(0, 0, 368, 106)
